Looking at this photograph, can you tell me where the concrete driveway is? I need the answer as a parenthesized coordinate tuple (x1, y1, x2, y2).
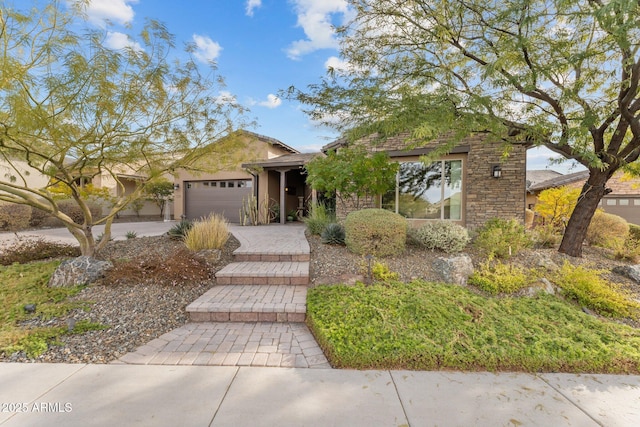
(0, 221, 176, 249)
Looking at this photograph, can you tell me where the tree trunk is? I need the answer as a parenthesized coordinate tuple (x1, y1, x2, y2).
(558, 169, 611, 257)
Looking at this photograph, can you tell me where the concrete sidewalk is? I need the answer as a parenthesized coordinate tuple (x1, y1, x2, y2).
(1, 364, 639, 426)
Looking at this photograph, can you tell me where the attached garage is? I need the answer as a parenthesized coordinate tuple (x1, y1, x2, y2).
(184, 179, 252, 223)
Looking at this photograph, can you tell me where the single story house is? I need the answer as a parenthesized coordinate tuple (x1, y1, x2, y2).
(527, 170, 640, 225)
(232, 130, 531, 229)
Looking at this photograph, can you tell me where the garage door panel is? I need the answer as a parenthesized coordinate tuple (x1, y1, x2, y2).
(185, 180, 252, 223)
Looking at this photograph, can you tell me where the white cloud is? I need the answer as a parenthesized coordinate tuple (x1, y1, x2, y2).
(258, 94, 282, 109)
(192, 34, 222, 64)
(70, 0, 137, 26)
(286, 0, 351, 60)
(246, 0, 262, 17)
(104, 31, 143, 51)
(215, 91, 237, 105)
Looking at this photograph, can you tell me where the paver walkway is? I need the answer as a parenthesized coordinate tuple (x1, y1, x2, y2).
(119, 223, 330, 368)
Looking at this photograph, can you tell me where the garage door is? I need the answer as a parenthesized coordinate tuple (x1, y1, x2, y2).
(184, 179, 252, 223)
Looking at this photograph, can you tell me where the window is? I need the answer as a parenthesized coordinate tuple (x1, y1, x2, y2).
(619, 199, 629, 206)
(220, 181, 226, 188)
(606, 199, 616, 206)
(228, 181, 235, 188)
(383, 159, 463, 220)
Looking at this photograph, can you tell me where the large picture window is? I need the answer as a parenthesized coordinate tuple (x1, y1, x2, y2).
(382, 159, 463, 220)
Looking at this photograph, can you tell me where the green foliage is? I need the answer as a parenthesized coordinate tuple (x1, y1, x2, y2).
(412, 221, 470, 253)
(144, 180, 175, 218)
(0, 237, 79, 265)
(304, 203, 335, 235)
(0, 202, 31, 231)
(307, 281, 640, 372)
(125, 231, 137, 239)
(474, 218, 531, 259)
(587, 210, 629, 250)
(553, 263, 640, 320)
(370, 261, 399, 283)
(0, 3, 245, 256)
(534, 187, 580, 229)
(305, 146, 398, 211)
(184, 214, 229, 251)
(321, 223, 345, 245)
(0, 260, 91, 357)
(344, 209, 407, 257)
(468, 261, 532, 295)
(167, 220, 193, 240)
(531, 223, 562, 248)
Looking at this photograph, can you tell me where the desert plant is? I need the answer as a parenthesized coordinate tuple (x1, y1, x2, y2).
(304, 202, 334, 235)
(125, 231, 137, 239)
(344, 209, 407, 257)
(0, 237, 80, 265)
(412, 221, 470, 253)
(468, 260, 531, 295)
(474, 218, 531, 258)
(321, 223, 345, 245)
(184, 213, 229, 251)
(586, 210, 629, 250)
(553, 262, 640, 319)
(534, 186, 581, 229)
(167, 219, 193, 240)
(240, 194, 260, 226)
(0, 202, 31, 231)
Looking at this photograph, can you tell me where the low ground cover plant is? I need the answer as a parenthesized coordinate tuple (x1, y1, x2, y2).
(468, 260, 532, 295)
(0, 260, 102, 358)
(344, 209, 407, 257)
(552, 262, 640, 319)
(0, 238, 80, 265)
(307, 281, 640, 372)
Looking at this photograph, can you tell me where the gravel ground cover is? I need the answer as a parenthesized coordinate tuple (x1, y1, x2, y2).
(2, 228, 639, 363)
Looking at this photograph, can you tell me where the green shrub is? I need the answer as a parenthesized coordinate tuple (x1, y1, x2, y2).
(125, 231, 137, 239)
(344, 209, 407, 257)
(474, 218, 531, 258)
(0, 237, 80, 265)
(321, 223, 345, 245)
(587, 210, 629, 250)
(184, 214, 229, 251)
(167, 219, 192, 240)
(553, 262, 640, 319)
(304, 202, 334, 235)
(57, 199, 102, 224)
(618, 224, 640, 262)
(468, 260, 531, 295)
(0, 202, 31, 231)
(29, 207, 50, 227)
(531, 223, 562, 248)
(371, 261, 399, 283)
(629, 224, 640, 241)
(413, 221, 470, 253)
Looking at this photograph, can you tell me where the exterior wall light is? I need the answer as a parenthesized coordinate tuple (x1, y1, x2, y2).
(491, 165, 502, 178)
(173, 183, 180, 190)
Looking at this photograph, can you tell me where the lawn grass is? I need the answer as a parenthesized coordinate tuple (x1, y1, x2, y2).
(307, 281, 640, 373)
(0, 260, 102, 357)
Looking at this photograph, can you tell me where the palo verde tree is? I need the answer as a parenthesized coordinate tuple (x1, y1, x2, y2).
(0, 1, 247, 256)
(290, 0, 640, 257)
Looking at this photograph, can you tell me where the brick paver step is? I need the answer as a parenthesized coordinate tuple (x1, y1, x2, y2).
(186, 285, 307, 323)
(215, 261, 309, 286)
(234, 252, 310, 262)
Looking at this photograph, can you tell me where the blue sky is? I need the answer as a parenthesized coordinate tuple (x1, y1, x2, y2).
(35, 1, 580, 172)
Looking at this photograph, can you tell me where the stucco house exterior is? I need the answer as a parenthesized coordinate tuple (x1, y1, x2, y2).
(527, 170, 640, 225)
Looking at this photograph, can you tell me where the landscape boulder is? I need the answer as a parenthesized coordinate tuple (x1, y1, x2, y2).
(612, 265, 640, 284)
(48, 256, 113, 288)
(523, 278, 557, 297)
(433, 254, 474, 286)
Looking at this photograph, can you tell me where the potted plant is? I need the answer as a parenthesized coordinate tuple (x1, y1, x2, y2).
(287, 209, 297, 222)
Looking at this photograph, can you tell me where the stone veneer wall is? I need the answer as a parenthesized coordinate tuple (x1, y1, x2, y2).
(334, 133, 528, 230)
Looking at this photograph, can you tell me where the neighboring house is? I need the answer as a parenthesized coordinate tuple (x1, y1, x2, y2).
(527, 170, 640, 225)
(173, 130, 300, 223)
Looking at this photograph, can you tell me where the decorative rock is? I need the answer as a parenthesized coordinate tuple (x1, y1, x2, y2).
(48, 256, 113, 288)
(193, 249, 222, 264)
(612, 265, 640, 284)
(433, 254, 474, 286)
(523, 278, 556, 297)
(531, 252, 560, 271)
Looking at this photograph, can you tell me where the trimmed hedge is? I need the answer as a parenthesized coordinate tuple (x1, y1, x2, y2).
(587, 210, 629, 249)
(344, 209, 407, 257)
(413, 220, 470, 253)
